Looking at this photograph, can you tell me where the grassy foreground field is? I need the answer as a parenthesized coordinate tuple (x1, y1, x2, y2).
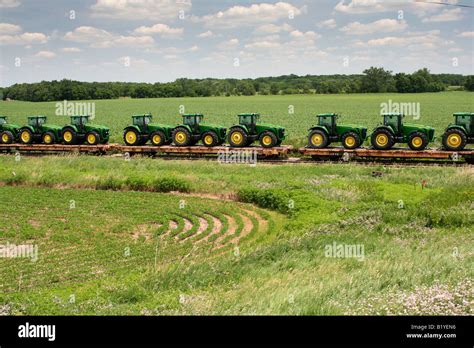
(0, 155, 472, 315)
(1, 92, 473, 147)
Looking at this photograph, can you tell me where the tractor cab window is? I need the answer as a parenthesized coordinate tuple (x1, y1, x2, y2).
(0, 118, 6, 125)
(143, 116, 151, 125)
(29, 117, 46, 127)
(318, 115, 335, 128)
(184, 115, 202, 126)
(134, 117, 145, 126)
(240, 115, 253, 125)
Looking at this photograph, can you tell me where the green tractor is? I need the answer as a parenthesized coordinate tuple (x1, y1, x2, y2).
(172, 113, 226, 147)
(0, 116, 21, 144)
(62, 115, 110, 145)
(370, 113, 435, 151)
(227, 113, 286, 148)
(442, 112, 474, 151)
(18, 116, 62, 145)
(307, 113, 367, 149)
(123, 114, 174, 146)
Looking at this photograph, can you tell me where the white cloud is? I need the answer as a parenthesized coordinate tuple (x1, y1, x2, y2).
(133, 23, 183, 37)
(64, 26, 154, 48)
(457, 31, 474, 38)
(61, 47, 82, 52)
(0, 32, 48, 45)
(422, 8, 463, 23)
(35, 50, 56, 58)
(195, 2, 304, 29)
(289, 30, 319, 40)
(217, 38, 239, 50)
(317, 19, 336, 29)
(254, 23, 293, 34)
(197, 30, 213, 38)
(334, 0, 441, 17)
(90, 0, 191, 21)
(0, 0, 20, 8)
(340, 19, 407, 35)
(0, 23, 21, 34)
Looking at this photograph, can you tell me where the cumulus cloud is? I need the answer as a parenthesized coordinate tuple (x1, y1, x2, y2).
(197, 30, 213, 38)
(0, 32, 48, 45)
(254, 23, 293, 34)
(334, 0, 441, 17)
(61, 47, 82, 52)
(0, 23, 21, 34)
(35, 50, 56, 58)
(317, 19, 337, 29)
(90, 0, 191, 21)
(340, 19, 407, 35)
(0, 0, 20, 8)
(133, 23, 183, 37)
(422, 8, 463, 23)
(194, 2, 305, 29)
(64, 26, 154, 48)
(457, 31, 474, 38)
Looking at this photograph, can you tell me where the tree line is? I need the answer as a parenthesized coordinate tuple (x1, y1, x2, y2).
(1, 67, 472, 102)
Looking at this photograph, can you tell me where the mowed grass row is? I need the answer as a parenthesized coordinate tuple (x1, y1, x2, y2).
(0, 156, 472, 314)
(1, 92, 472, 147)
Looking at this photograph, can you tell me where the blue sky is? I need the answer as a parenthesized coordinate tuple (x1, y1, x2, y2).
(0, 0, 473, 86)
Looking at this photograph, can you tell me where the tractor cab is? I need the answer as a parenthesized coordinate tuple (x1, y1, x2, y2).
(28, 116, 47, 128)
(0, 116, 7, 125)
(70, 115, 91, 127)
(317, 113, 338, 134)
(238, 113, 260, 125)
(182, 114, 203, 130)
(132, 114, 153, 127)
(453, 112, 473, 134)
(382, 113, 403, 134)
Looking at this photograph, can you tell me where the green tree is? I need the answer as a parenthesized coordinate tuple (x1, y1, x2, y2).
(360, 67, 395, 93)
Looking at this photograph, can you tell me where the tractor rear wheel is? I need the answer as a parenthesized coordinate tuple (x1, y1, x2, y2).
(442, 128, 467, 151)
(0, 131, 14, 144)
(19, 128, 33, 144)
(202, 131, 219, 147)
(86, 131, 100, 145)
(172, 127, 192, 146)
(150, 131, 166, 146)
(228, 128, 248, 147)
(123, 129, 140, 146)
(342, 132, 360, 149)
(42, 131, 56, 144)
(408, 131, 428, 151)
(259, 131, 277, 148)
(308, 129, 328, 148)
(62, 128, 78, 145)
(371, 129, 394, 150)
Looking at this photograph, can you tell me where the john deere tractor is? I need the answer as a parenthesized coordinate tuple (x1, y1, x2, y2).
(307, 113, 367, 149)
(18, 116, 62, 144)
(442, 112, 473, 151)
(62, 115, 109, 145)
(123, 114, 174, 146)
(172, 114, 226, 147)
(227, 113, 286, 148)
(370, 113, 435, 151)
(0, 116, 21, 144)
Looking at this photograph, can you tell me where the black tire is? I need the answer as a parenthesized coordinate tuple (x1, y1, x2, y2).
(19, 128, 34, 144)
(408, 131, 428, 151)
(86, 131, 100, 145)
(308, 129, 328, 149)
(228, 128, 248, 147)
(371, 128, 394, 150)
(0, 130, 14, 144)
(150, 130, 166, 146)
(259, 131, 277, 148)
(201, 131, 219, 147)
(172, 127, 192, 146)
(123, 128, 140, 146)
(42, 131, 56, 144)
(275, 140, 282, 146)
(442, 128, 467, 151)
(342, 131, 361, 149)
(62, 127, 78, 145)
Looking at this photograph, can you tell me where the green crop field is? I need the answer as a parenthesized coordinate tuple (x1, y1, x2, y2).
(1, 92, 472, 147)
(0, 154, 472, 315)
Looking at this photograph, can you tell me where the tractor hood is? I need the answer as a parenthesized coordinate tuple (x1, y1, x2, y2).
(258, 122, 285, 130)
(86, 123, 110, 131)
(340, 123, 367, 130)
(202, 123, 226, 130)
(149, 123, 174, 129)
(43, 124, 63, 131)
(404, 123, 435, 132)
(2, 123, 21, 130)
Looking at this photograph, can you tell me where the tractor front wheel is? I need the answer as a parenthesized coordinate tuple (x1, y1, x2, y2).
(86, 131, 100, 145)
(19, 128, 33, 144)
(42, 131, 56, 144)
(371, 129, 394, 150)
(228, 128, 248, 147)
(150, 131, 166, 146)
(442, 128, 467, 151)
(408, 132, 428, 151)
(172, 127, 192, 146)
(0, 131, 14, 144)
(202, 131, 219, 147)
(342, 132, 360, 149)
(259, 131, 277, 148)
(308, 129, 328, 148)
(62, 128, 77, 145)
(123, 129, 140, 146)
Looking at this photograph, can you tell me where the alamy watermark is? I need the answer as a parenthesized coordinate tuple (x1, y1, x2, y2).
(217, 149, 257, 166)
(0, 242, 38, 262)
(55, 100, 96, 118)
(380, 99, 420, 120)
(324, 242, 364, 261)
